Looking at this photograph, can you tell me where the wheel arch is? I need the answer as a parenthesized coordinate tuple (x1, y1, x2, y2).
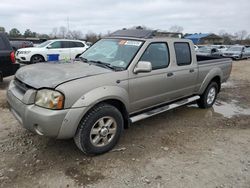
(31, 54, 46, 62)
(198, 68, 222, 95)
(57, 87, 130, 139)
(210, 76, 221, 92)
(94, 99, 130, 129)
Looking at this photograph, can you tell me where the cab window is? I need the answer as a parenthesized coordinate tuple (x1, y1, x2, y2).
(174, 42, 192, 66)
(140, 43, 169, 70)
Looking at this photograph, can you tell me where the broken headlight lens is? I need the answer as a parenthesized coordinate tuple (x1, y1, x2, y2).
(35, 89, 64, 110)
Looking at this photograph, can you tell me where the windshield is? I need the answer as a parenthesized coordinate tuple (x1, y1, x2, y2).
(80, 38, 143, 69)
(227, 46, 243, 52)
(37, 40, 51, 48)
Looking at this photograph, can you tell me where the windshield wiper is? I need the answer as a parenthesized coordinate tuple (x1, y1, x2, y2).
(89, 60, 116, 71)
(75, 57, 89, 63)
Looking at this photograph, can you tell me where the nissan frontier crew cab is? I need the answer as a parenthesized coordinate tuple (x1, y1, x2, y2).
(7, 29, 232, 155)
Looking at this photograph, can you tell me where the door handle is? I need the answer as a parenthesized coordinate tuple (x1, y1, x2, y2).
(189, 69, 195, 73)
(167, 72, 174, 77)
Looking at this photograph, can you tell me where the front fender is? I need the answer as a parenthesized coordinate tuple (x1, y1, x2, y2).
(72, 86, 129, 109)
(198, 67, 222, 94)
(57, 86, 129, 139)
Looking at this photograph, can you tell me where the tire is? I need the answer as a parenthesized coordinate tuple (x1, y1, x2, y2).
(30, 55, 45, 64)
(197, 82, 219, 109)
(74, 103, 124, 155)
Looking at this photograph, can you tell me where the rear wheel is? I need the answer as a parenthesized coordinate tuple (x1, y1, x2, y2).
(30, 55, 45, 64)
(197, 82, 219, 109)
(74, 103, 123, 155)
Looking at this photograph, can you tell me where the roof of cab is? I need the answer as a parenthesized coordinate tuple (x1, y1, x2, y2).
(106, 29, 191, 44)
(110, 29, 156, 39)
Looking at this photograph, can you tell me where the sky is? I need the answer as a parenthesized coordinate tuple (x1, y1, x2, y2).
(1, 0, 250, 35)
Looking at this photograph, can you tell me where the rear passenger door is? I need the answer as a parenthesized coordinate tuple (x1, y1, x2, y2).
(169, 42, 198, 100)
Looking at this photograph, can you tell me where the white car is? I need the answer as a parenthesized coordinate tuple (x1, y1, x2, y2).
(194, 45, 199, 51)
(211, 45, 228, 53)
(15, 39, 88, 64)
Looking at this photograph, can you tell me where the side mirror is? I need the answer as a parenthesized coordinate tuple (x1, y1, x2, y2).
(134, 61, 152, 74)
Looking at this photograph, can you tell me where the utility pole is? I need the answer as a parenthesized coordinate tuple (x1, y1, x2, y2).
(67, 17, 70, 38)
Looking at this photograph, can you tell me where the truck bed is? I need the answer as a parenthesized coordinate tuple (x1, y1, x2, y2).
(197, 55, 233, 64)
(196, 55, 232, 86)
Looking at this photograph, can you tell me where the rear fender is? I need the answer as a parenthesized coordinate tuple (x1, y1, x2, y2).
(198, 68, 222, 95)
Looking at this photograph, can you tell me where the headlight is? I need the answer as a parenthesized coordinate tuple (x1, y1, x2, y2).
(35, 89, 64, 110)
(19, 51, 31, 54)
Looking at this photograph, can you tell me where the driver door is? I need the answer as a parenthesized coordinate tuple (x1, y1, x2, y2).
(129, 42, 171, 113)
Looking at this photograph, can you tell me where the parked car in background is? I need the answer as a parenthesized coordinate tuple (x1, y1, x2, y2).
(10, 40, 33, 51)
(7, 29, 232, 155)
(196, 46, 221, 56)
(223, 45, 250, 60)
(211, 45, 228, 53)
(15, 39, 88, 64)
(0, 33, 20, 81)
(86, 42, 93, 47)
(194, 45, 199, 51)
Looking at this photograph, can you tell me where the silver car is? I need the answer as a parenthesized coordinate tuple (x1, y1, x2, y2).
(223, 45, 250, 60)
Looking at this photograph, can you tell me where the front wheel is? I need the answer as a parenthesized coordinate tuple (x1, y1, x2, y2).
(197, 82, 219, 109)
(30, 55, 45, 64)
(74, 103, 123, 155)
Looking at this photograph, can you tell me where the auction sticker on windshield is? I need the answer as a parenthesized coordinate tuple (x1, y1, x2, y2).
(119, 40, 142, 46)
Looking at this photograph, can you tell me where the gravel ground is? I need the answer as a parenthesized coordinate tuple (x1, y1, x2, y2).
(0, 60, 250, 188)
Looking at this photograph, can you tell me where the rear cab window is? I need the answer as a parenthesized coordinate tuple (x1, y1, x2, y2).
(174, 42, 192, 66)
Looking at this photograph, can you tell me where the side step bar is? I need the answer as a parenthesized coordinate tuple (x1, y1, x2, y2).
(130, 96, 200, 123)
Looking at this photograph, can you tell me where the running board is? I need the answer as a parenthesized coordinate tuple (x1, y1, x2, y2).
(130, 96, 200, 123)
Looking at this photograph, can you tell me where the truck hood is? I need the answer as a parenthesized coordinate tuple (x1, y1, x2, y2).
(15, 61, 112, 89)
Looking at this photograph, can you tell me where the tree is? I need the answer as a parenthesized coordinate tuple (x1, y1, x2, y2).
(59, 26, 67, 38)
(0, 26, 5, 33)
(24, 29, 33, 37)
(169, 25, 184, 33)
(85, 32, 100, 43)
(234, 30, 248, 43)
(50, 27, 58, 38)
(9, 28, 21, 38)
(38, 34, 50, 39)
(218, 30, 234, 45)
(69, 30, 83, 39)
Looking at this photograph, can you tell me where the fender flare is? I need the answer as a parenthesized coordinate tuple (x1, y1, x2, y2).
(57, 86, 129, 139)
(198, 67, 222, 95)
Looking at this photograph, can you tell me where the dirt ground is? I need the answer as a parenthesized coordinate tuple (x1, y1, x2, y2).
(0, 60, 250, 188)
